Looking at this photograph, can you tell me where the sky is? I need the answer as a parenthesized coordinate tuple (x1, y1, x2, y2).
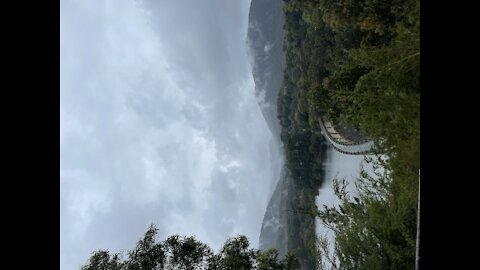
(60, 0, 280, 269)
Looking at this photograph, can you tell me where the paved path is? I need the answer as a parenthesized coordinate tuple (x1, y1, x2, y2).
(318, 117, 373, 155)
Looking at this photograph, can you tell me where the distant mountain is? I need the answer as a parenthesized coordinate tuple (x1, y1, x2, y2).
(258, 166, 292, 258)
(246, 0, 285, 144)
(247, 0, 288, 257)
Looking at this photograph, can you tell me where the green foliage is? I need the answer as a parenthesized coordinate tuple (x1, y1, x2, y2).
(81, 250, 122, 270)
(257, 249, 289, 270)
(317, 159, 417, 270)
(81, 225, 300, 270)
(279, 0, 419, 269)
(163, 235, 212, 269)
(217, 235, 256, 269)
(124, 225, 166, 270)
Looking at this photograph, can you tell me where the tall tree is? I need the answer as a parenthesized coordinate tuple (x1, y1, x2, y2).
(81, 225, 299, 270)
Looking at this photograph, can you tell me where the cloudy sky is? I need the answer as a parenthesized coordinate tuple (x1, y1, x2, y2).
(60, 0, 280, 269)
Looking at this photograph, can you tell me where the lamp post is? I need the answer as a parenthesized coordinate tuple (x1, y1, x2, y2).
(415, 168, 420, 270)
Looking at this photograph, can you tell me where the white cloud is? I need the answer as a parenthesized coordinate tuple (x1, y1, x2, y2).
(264, 42, 273, 53)
(61, 1, 280, 269)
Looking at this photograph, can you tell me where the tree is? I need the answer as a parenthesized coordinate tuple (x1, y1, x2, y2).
(317, 161, 417, 270)
(81, 225, 300, 270)
(124, 225, 166, 270)
(81, 250, 122, 270)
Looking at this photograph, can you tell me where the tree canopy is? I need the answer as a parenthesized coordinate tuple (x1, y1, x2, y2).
(279, 0, 419, 269)
(81, 225, 299, 270)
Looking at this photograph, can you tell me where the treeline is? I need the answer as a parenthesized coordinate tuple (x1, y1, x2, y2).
(275, 5, 332, 269)
(281, 130, 328, 270)
(82, 225, 299, 270)
(278, 0, 419, 269)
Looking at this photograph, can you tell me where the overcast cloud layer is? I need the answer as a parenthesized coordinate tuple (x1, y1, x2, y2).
(60, 1, 279, 269)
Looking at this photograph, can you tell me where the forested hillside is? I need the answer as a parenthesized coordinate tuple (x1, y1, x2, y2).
(278, 0, 420, 269)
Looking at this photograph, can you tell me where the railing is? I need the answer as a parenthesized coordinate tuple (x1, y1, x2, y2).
(317, 117, 373, 155)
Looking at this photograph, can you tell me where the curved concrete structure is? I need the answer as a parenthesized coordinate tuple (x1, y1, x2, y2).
(318, 117, 373, 155)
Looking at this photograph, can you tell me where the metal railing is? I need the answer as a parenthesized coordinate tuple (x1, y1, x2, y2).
(318, 118, 420, 269)
(415, 169, 420, 270)
(317, 117, 373, 155)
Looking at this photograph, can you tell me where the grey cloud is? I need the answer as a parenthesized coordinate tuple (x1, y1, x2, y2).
(61, 0, 281, 270)
(141, 0, 251, 94)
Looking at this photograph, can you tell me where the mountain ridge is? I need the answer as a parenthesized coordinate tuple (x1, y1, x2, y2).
(246, 0, 287, 257)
